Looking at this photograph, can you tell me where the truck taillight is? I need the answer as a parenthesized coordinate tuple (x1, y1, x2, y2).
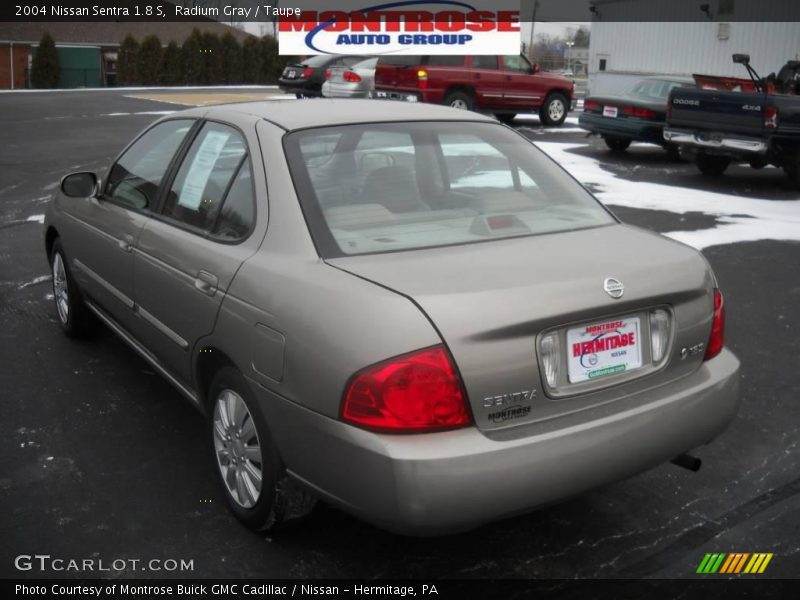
(341, 346, 472, 432)
(343, 70, 362, 83)
(704, 289, 725, 361)
(764, 105, 778, 129)
(417, 69, 428, 89)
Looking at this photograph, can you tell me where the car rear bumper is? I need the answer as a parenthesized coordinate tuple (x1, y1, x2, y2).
(322, 82, 370, 98)
(257, 348, 740, 535)
(579, 112, 665, 143)
(663, 127, 768, 154)
(278, 79, 320, 96)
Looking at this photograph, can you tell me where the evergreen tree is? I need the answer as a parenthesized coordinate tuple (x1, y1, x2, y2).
(181, 29, 204, 85)
(241, 37, 262, 84)
(138, 34, 163, 86)
(160, 41, 182, 86)
(258, 35, 281, 84)
(31, 32, 60, 89)
(220, 31, 243, 85)
(201, 32, 223, 84)
(117, 35, 140, 85)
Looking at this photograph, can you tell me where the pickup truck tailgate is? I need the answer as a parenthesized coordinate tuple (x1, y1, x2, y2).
(668, 87, 765, 137)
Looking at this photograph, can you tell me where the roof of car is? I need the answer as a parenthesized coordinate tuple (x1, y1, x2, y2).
(203, 99, 496, 131)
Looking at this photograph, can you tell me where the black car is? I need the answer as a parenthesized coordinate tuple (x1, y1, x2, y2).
(279, 55, 368, 98)
(579, 76, 694, 157)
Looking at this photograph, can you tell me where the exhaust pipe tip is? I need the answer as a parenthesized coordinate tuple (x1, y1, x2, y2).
(671, 453, 702, 472)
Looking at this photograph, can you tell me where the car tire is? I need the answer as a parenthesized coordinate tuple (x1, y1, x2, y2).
(49, 238, 96, 338)
(539, 93, 568, 126)
(494, 113, 517, 124)
(444, 90, 474, 111)
(664, 143, 683, 161)
(208, 366, 316, 532)
(784, 150, 800, 189)
(604, 136, 631, 153)
(696, 154, 731, 176)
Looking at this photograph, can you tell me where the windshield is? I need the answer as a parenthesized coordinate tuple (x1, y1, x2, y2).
(285, 122, 615, 257)
(629, 79, 684, 100)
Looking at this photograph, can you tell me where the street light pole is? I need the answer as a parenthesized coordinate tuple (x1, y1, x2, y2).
(565, 40, 575, 73)
(528, 1, 538, 62)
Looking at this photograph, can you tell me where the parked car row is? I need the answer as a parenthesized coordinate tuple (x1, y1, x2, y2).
(578, 55, 800, 188)
(279, 54, 577, 127)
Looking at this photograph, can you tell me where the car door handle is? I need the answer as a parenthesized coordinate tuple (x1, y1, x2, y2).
(118, 233, 135, 253)
(194, 271, 219, 296)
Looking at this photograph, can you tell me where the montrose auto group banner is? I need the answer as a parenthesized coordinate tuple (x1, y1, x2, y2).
(274, 1, 522, 56)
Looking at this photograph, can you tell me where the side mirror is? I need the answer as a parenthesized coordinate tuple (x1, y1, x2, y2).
(61, 172, 98, 198)
(733, 53, 750, 65)
(532, 63, 541, 74)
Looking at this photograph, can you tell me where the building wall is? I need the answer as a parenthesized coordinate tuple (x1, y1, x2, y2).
(0, 44, 31, 89)
(589, 21, 800, 95)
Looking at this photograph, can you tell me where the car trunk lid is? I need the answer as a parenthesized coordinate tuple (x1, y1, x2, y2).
(328, 224, 715, 431)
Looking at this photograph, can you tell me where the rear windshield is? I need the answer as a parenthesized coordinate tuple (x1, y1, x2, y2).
(284, 122, 615, 257)
(629, 79, 687, 100)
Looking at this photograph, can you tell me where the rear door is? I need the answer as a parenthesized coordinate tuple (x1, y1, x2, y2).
(501, 54, 546, 109)
(64, 119, 195, 331)
(131, 120, 261, 383)
(469, 55, 505, 108)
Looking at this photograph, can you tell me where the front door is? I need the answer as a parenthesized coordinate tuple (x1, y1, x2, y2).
(501, 54, 545, 110)
(64, 119, 195, 330)
(131, 121, 259, 383)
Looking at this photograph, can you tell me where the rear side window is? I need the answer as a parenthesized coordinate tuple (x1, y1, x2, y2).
(472, 56, 499, 70)
(376, 55, 421, 66)
(161, 122, 255, 240)
(427, 55, 465, 67)
(105, 119, 193, 211)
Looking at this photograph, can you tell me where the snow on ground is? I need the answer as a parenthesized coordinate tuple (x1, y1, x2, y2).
(535, 142, 800, 250)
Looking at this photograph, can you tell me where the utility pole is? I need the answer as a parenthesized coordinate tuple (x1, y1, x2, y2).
(528, 1, 538, 62)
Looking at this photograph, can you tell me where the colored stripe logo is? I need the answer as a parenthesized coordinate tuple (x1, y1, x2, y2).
(696, 553, 773, 574)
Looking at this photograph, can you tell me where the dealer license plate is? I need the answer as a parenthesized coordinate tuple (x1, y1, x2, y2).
(566, 316, 642, 383)
(603, 106, 618, 118)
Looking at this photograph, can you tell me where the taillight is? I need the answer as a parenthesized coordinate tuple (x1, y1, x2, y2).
(764, 105, 778, 129)
(649, 308, 670, 364)
(343, 70, 362, 83)
(583, 100, 601, 112)
(324, 69, 332, 80)
(302, 67, 313, 78)
(704, 289, 725, 360)
(341, 346, 472, 432)
(417, 68, 428, 89)
(538, 333, 560, 388)
(622, 105, 658, 119)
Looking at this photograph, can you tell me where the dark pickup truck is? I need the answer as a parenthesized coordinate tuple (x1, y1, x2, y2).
(664, 54, 800, 187)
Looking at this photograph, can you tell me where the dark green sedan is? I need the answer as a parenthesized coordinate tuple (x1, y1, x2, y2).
(579, 76, 694, 157)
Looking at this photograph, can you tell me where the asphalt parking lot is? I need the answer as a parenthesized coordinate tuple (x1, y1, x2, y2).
(0, 89, 798, 580)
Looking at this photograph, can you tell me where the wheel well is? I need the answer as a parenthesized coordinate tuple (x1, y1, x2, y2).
(444, 85, 474, 100)
(45, 226, 59, 259)
(545, 89, 570, 103)
(195, 346, 238, 411)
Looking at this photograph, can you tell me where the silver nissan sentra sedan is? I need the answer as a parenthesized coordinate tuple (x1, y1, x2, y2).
(44, 100, 740, 535)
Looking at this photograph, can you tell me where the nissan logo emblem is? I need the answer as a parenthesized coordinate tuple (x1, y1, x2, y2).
(604, 278, 624, 299)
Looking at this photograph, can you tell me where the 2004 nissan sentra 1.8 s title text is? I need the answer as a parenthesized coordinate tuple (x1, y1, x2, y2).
(45, 100, 740, 535)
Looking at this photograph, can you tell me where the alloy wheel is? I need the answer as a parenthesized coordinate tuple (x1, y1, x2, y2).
(213, 389, 263, 509)
(52, 252, 69, 324)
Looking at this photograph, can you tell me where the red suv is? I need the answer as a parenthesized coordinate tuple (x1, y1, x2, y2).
(372, 55, 575, 126)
